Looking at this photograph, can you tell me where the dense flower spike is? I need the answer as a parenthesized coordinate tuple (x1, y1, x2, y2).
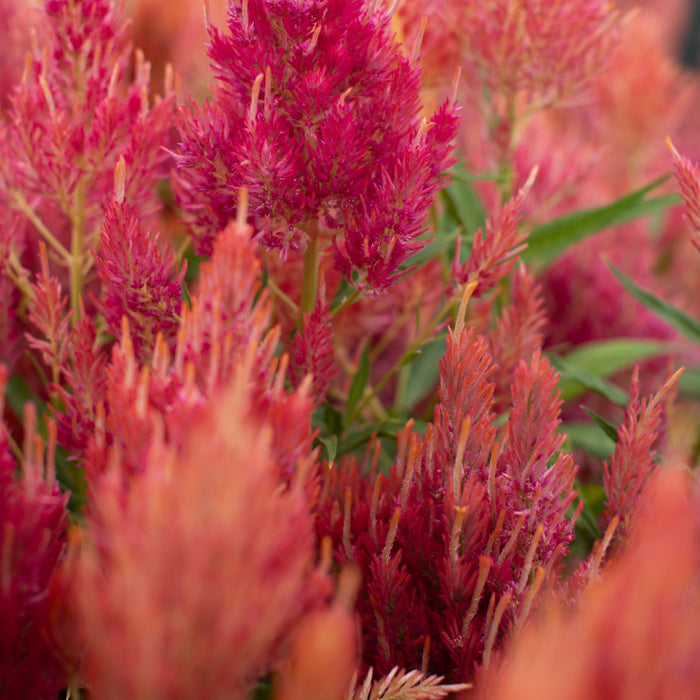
(0, 368, 70, 697)
(602, 366, 683, 545)
(175, 0, 458, 294)
(668, 138, 700, 251)
(0, 0, 174, 314)
(451, 171, 535, 297)
(482, 469, 700, 700)
(71, 364, 328, 698)
(94, 187, 186, 362)
(316, 290, 579, 684)
(472, 267, 547, 414)
(291, 298, 338, 407)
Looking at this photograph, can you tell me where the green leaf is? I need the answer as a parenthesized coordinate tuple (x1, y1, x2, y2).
(523, 175, 677, 267)
(345, 344, 371, 425)
(548, 354, 628, 406)
(317, 434, 338, 468)
(443, 161, 487, 235)
(679, 368, 700, 397)
(608, 262, 700, 344)
(564, 338, 668, 377)
(399, 337, 446, 412)
(582, 407, 620, 444)
(560, 421, 616, 460)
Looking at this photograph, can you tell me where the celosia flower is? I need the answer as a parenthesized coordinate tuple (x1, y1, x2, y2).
(481, 469, 700, 700)
(70, 362, 330, 698)
(450, 170, 535, 298)
(470, 267, 547, 414)
(0, 368, 70, 697)
(175, 0, 459, 294)
(316, 291, 579, 684)
(456, 0, 619, 104)
(668, 138, 700, 251)
(94, 163, 186, 362)
(602, 366, 682, 545)
(0, 0, 174, 316)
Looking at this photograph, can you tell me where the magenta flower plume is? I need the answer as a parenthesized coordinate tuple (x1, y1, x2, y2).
(450, 171, 534, 297)
(316, 292, 579, 684)
(0, 0, 174, 314)
(0, 368, 70, 697)
(94, 170, 186, 362)
(175, 0, 459, 293)
(602, 366, 683, 546)
(668, 138, 700, 252)
(291, 298, 337, 408)
(71, 363, 329, 699)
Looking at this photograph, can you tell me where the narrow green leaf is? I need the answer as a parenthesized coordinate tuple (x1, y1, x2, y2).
(560, 421, 616, 460)
(564, 338, 667, 377)
(443, 161, 487, 235)
(679, 368, 700, 397)
(345, 344, 371, 424)
(582, 407, 620, 444)
(548, 354, 628, 406)
(318, 434, 338, 468)
(608, 262, 700, 343)
(523, 175, 677, 267)
(400, 337, 446, 412)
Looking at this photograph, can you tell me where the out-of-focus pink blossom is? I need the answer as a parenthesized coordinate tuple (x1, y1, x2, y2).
(71, 362, 329, 699)
(481, 469, 700, 700)
(0, 367, 70, 697)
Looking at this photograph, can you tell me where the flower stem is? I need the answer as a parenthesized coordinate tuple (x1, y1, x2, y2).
(300, 221, 321, 319)
(70, 181, 87, 319)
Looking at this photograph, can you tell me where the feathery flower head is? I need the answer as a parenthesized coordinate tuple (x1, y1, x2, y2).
(0, 367, 70, 697)
(456, 0, 620, 106)
(94, 163, 187, 362)
(668, 138, 700, 252)
(175, 0, 459, 292)
(602, 366, 683, 546)
(0, 0, 174, 316)
(316, 289, 579, 684)
(482, 469, 700, 700)
(72, 360, 329, 698)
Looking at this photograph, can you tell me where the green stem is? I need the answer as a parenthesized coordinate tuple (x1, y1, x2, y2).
(70, 181, 87, 319)
(331, 288, 361, 317)
(11, 191, 71, 263)
(299, 221, 321, 318)
(345, 297, 459, 425)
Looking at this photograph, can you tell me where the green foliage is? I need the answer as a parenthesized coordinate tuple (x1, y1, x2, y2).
(523, 175, 677, 267)
(609, 262, 700, 343)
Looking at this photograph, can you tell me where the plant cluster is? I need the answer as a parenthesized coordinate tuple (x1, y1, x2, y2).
(2, 0, 700, 698)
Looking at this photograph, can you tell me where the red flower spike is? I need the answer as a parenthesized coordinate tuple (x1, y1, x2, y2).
(0, 372, 70, 697)
(472, 266, 547, 414)
(482, 470, 700, 700)
(291, 297, 338, 408)
(451, 168, 536, 297)
(72, 364, 329, 698)
(25, 241, 73, 386)
(317, 296, 580, 683)
(175, 0, 459, 292)
(668, 138, 700, 252)
(602, 366, 684, 547)
(94, 197, 186, 362)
